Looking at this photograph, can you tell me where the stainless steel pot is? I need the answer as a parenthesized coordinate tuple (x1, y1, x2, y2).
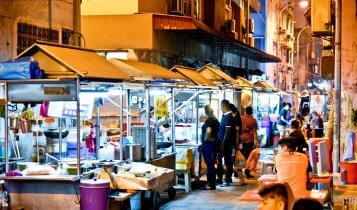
(125, 144, 144, 161)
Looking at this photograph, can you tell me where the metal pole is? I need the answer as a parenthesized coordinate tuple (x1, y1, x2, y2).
(296, 26, 310, 88)
(95, 99, 100, 158)
(4, 82, 8, 173)
(195, 89, 200, 144)
(126, 89, 131, 137)
(59, 118, 62, 158)
(76, 78, 81, 175)
(145, 88, 151, 161)
(171, 88, 176, 153)
(333, 0, 341, 173)
(119, 85, 124, 161)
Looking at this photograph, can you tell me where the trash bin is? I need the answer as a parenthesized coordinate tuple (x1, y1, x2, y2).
(80, 178, 110, 210)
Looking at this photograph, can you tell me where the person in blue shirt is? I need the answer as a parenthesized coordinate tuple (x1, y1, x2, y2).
(216, 99, 235, 187)
(277, 103, 291, 137)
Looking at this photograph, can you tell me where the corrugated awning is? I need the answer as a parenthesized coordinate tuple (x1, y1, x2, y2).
(253, 80, 282, 93)
(153, 14, 281, 63)
(17, 42, 129, 80)
(109, 59, 185, 81)
(234, 76, 253, 88)
(198, 65, 236, 84)
(171, 66, 216, 86)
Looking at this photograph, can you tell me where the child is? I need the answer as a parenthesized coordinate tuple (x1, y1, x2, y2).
(258, 183, 294, 210)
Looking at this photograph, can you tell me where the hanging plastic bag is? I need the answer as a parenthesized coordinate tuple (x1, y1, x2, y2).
(234, 150, 246, 169)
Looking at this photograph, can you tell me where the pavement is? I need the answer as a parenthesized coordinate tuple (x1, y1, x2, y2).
(159, 148, 275, 210)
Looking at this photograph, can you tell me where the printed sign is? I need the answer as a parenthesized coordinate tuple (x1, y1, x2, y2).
(154, 97, 168, 117)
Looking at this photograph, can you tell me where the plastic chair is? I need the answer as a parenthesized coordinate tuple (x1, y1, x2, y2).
(175, 148, 193, 192)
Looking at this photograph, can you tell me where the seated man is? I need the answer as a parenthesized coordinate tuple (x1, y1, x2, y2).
(258, 182, 294, 210)
(275, 137, 309, 198)
(289, 120, 308, 153)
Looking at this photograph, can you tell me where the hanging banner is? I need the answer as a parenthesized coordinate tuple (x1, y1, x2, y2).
(154, 97, 168, 117)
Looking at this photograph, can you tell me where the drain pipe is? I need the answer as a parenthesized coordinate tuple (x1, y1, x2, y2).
(333, 0, 341, 173)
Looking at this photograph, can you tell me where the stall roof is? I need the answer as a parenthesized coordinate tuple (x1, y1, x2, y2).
(234, 76, 253, 88)
(109, 59, 185, 81)
(253, 80, 283, 93)
(17, 42, 130, 80)
(198, 65, 236, 84)
(171, 66, 216, 86)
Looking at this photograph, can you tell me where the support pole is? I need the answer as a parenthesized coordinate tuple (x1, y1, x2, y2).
(333, 0, 342, 173)
(195, 89, 200, 144)
(95, 99, 100, 158)
(126, 89, 131, 137)
(4, 82, 8, 173)
(119, 86, 124, 161)
(145, 88, 151, 161)
(171, 88, 176, 153)
(76, 79, 81, 175)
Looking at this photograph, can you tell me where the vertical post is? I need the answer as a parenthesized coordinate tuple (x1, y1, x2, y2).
(333, 0, 342, 173)
(119, 86, 124, 161)
(76, 79, 81, 175)
(171, 88, 176, 153)
(73, 0, 81, 46)
(4, 82, 8, 173)
(195, 89, 200, 144)
(145, 88, 151, 161)
(59, 118, 62, 158)
(126, 89, 131, 137)
(95, 99, 100, 158)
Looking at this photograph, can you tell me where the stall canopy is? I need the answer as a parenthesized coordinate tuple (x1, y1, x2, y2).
(253, 80, 283, 93)
(109, 58, 185, 81)
(16, 41, 130, 80)
(234, 76, 253, 89)
(170, 65, 215, 87)
(198, 65, 236, 85)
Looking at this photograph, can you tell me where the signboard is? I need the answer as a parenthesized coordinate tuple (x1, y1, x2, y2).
(154, 97, 168, 117)
(47, 97, 94, 120)
(311, 0, 331, 34)
(7, 80, 77, 102)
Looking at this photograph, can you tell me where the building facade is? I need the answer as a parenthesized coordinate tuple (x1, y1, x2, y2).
(0, 0, 80, 62)
(80, 0, 278, 79)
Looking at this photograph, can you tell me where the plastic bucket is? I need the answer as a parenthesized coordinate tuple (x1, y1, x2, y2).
(80, 179, 110, 210)
(339, 162, 357, 184)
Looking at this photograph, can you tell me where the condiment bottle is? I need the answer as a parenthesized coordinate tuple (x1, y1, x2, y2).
(344, 197, 350, 210)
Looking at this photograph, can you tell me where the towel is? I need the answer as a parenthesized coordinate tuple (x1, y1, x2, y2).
(343, 132, 356, 161)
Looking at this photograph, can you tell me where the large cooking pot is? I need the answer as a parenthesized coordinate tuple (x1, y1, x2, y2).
(43, 129, 69, 139)
(124, 144, 144, 161)
(340, 161, 357, 184)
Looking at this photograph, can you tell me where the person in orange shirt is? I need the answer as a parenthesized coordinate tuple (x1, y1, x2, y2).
(275, 137, 309, 198)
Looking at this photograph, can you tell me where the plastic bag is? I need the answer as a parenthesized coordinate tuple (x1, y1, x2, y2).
(246, 148, 260, 171)
(234, 150, 246, 169)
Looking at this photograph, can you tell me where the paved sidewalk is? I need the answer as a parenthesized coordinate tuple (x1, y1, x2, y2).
(159, 148, 274, 210)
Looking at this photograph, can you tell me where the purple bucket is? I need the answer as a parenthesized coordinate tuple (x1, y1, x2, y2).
(80, 179, 110, 210)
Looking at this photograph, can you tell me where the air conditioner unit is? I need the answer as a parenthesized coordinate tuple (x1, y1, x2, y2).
(248, 18, 254, 33)
(170, 0, 184, 15)
(226, 19, 236, 33)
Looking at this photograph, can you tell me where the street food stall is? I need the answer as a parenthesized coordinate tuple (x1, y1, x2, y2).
(0, 42, 183, 209)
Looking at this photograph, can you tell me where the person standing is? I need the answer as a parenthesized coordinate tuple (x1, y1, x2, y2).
(289, 120, 308, 153)
(216, 99, 235, 186)
(201, 105, 220, 190)
(310, 111, 324, 138)
(240, 106, 259, 178)
(277, 103, 291, 137)
(229, 104, 245, 185)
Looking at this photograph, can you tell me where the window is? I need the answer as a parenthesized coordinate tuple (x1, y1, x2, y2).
(17, 22, 59, 55)
(62, 28, 74, 45)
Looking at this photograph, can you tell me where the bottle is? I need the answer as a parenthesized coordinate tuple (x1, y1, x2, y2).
(344, 197, 350, 210)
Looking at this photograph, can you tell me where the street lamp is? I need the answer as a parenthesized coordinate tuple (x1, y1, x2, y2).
(276, 0, 309, 89)
(295, 25, 311, 90)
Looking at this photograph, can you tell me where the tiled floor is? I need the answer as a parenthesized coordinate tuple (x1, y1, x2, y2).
(159, 148, 274, 210)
